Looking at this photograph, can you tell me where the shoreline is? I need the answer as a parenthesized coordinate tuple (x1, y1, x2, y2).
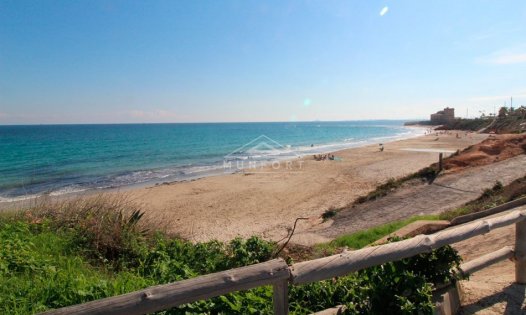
(120, 131, 486, 243)
(121, 126, 427, 190)
(1, 131, 488, 243)
(0, 125, 426, 205)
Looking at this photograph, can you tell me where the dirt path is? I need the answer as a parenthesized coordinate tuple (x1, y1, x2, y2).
(452, 207, 526, 314)
(294, 155, 526, 245)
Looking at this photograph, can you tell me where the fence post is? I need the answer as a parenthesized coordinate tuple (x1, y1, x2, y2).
(515, 219, 526, 284)
(273, 280, 289, 315)
(438, 153, 443, 172)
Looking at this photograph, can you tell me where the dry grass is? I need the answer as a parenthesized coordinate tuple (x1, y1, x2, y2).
(15, 193, 174, 264)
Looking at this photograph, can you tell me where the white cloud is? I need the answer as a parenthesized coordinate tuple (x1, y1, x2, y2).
(477, 49, 526, 65)
(379, 6, 388, 16)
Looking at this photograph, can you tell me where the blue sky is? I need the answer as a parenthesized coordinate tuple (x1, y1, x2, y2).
(1, 0, 526, 124)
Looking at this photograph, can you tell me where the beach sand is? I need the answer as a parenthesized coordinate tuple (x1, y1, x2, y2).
(125, 131, 487, 243)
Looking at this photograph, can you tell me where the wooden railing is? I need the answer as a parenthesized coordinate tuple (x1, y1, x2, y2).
(43, 208, 526, 315)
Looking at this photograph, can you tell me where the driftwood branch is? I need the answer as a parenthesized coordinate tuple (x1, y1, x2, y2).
(274, 217, 309, 258)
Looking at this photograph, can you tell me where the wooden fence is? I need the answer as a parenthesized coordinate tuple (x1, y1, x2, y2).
(43, 208, 526, 315)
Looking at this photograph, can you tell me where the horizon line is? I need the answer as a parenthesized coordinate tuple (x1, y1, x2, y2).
(0, 118, 429, 126)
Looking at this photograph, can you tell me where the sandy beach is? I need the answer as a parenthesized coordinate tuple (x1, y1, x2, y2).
(123, 131, 487, 243)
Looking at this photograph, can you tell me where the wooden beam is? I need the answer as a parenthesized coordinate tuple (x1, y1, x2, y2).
(272, 280, 289, 315)
(42, 259, 290, 315)
(291, 210, 526, 285)
(450, 197, 526, 226)
(516, 220, 526, 284)
(458, 246, 514, 277)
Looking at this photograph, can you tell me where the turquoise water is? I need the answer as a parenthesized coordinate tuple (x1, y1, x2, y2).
(0, 121, 420, 201)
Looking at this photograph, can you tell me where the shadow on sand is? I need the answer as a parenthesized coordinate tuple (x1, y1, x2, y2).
(460, 283, 526, 315)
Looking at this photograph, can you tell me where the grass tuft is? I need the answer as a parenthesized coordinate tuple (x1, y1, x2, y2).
(18, 194, 170, 268)
(315, 214, 440, 253)
(439, 179, 525, 221)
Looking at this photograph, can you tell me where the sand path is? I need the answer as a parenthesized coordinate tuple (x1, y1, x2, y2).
(301, 154, 526, 245)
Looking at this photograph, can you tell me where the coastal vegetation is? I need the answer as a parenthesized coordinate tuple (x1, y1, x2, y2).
(0, 195, 462, 314)
(435, 117, 493, 131)
(316, 214, 440, 253)
(408, 106, 526, 134)
(440, 176, 526, 221)
(348, 133, 525, 207)
(354, 166, 438, 205)
(1, 132, 524, 314)
(314, 176, 526, 260)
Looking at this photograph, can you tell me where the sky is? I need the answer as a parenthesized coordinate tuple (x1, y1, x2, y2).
(1, 0, 526, 124)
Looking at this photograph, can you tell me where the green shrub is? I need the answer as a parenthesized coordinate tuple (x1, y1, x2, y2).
(0, 221, 151, 314)
(24, 195, 158, 268)
(289, 240, 460, 314)
(439, 179, 518, 221)
(0, 196, 462, 314)
(0, 222, 43, 275)
(355, 178, 401, 204)
(354, 166, 441, 206)
(322, 208, 337, 221)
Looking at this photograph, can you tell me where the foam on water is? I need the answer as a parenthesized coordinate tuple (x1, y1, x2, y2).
(0, 121, 424, 202)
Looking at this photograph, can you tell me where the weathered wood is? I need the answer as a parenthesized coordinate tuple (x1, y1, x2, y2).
(272, 280, 289, 315)
(433, 284, 461, 315)
(515, 220, 526, 284)
(450, 197, 526, 226)
(42, 259, 290, 315)
(291, 210, 526, 284)
(438, 152, 443, 172)
(458, 246, 514, 277)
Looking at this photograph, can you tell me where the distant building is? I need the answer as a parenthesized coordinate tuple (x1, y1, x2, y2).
(430, 107, 455, 125)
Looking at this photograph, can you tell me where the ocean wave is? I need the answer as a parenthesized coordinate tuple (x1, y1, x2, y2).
(0, 194, 40, 203)
(49, 186, 88, 196)
(0, 125, 425, 201)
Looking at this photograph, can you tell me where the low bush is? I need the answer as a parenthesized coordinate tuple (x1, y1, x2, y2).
(440, 179, 526, 221)
(321, 207, 337, 221)
(0, 195, 462, 314)
(24, 194, 163, 268)
(290, 237, 461, 314)
(354, 167, 439, 205)
(0, 220, 151, 314)
(355, 178, 402, 204)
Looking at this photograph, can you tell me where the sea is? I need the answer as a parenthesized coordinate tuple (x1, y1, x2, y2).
(0, 121, 423, 202)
